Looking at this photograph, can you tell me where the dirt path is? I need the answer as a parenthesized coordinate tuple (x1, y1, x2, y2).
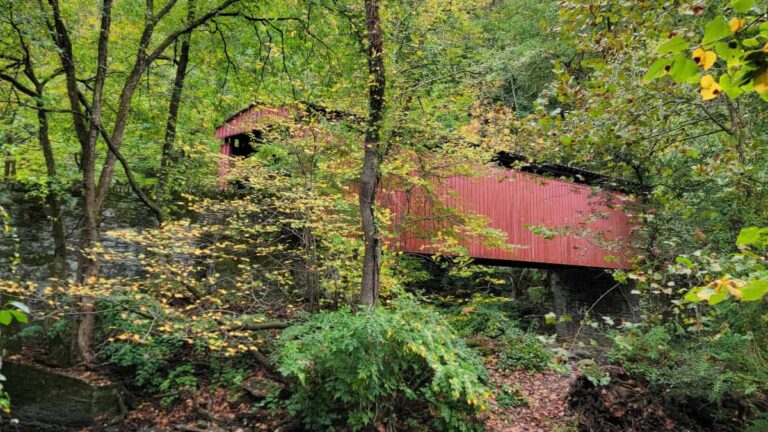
(485, 358, 579, 432)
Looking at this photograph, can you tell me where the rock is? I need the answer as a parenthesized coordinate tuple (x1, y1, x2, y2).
(227, 387, 250, 406)
(3, 360, 122, 429)
(241, 377, 281, 400)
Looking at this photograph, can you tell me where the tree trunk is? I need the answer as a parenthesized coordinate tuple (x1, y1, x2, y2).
(95, 0, 242, 212)
(359, 0, 386, 308)
(3, 112, 15, 182)
(74, 0, 113, 365)
(157, 0, 196, 201)
(35, 98, 67, 279)
(47, 0, 112, 364)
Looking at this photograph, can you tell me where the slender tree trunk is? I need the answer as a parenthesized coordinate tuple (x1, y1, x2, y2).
(3, 111, 15, 183)
(359, 0, 386, 307)
(95, 0, 242, 211)
(35, 98, 67, 278)
(74, 0, 113, 365)
(157, 0, 196, 201)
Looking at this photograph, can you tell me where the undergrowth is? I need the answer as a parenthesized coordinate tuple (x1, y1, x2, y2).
(609, 302, 768, 426)
(446, 294, 554, 372)
(274, 296, 490, 431)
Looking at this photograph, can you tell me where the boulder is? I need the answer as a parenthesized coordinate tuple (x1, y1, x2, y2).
(3, 360, 122, 429)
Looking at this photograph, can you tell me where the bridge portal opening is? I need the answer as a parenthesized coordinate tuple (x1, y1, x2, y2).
(224, 130, 262, 158)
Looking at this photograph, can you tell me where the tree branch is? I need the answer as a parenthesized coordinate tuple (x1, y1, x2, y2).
(96, 0, 242, 210)
(695, 102, 732, 136)
(96, 123, 165, 225)
(77, 86, 165, 225)
(0, 73, 37, 97)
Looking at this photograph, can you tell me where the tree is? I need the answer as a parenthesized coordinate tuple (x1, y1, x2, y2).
(516, 0, 768, 262)
(157, 0, 198, 202)
(359, 0, 386, 307)
(39, 0, 242, 364)
(0, 3, 67, 278)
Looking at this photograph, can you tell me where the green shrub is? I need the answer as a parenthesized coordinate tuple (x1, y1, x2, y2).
(101, 333, 189, 391)
(746, 417, 768, 432)
(609, 324, 768, 421)
(0, 302, 28, 414)
(447, 294, 521, 339)
(97, 298, 250, 399)
(497, 329, 552, 372)
(274, 297, 490, 431)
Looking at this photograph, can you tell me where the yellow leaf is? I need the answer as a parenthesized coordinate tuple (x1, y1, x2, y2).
(700, 74, 723, 100)
(729, 18, 746, 33)
(753, 69, 768, 94)
(692, 48, 717, 70)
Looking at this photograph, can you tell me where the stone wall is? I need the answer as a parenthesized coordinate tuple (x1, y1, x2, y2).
(0, 184, 153, 284)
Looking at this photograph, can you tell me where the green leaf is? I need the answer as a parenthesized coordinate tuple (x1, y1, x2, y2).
(684, 288, 702, 303)
(697, 287, 716, 301)
(742, 37, 761, 49)
(703, 16, 732, 46)
(730, 0, 755, 13)
(644, 58, 673, 82)
(8, 300, 30, 314)
(741, 280, 768, 301)
(669, 54, 699, 84)
(657, 36, 689, 54)
(544, 312, 557, 325)
(0, 311, 11, 326)
(10, 310, 27, 324)
(719, 74, 744, 98)
(736, 227, 760, 245)
(708, 291, 729, 305)
(715, 42, 742, 66)
(732, 69, 754, 87)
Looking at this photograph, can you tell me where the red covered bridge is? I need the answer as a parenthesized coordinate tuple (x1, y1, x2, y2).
(216, 104, 635, 270)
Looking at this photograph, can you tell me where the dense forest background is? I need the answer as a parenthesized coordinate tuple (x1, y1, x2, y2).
(0, 0, 767, 431)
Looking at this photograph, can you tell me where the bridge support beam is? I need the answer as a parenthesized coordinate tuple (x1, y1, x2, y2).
(547, 268, 637, 341)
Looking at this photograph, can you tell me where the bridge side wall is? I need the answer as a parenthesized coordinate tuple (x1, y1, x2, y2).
(387, 170, 634, 269)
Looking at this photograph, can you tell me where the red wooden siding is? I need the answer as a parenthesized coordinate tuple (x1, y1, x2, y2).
(383, 170, 633, 269)
(217, 142, 233, 189)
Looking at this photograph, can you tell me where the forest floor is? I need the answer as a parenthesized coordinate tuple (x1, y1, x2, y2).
(120, 354, 582, 432)
(484, 356, 579, 432)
